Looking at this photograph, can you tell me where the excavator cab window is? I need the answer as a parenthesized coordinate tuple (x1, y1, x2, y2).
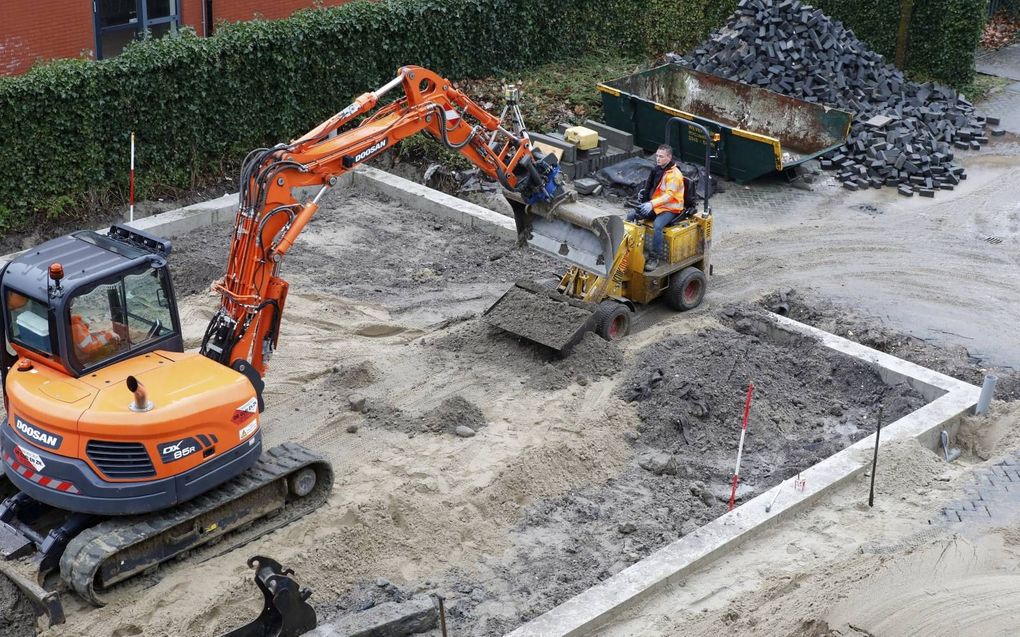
(5, 290, 54, 356)
(67, 266, 176, 370)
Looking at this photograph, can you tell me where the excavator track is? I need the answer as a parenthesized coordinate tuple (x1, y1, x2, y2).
(59, 442, 333, 607)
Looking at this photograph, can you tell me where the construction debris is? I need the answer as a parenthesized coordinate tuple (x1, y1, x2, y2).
(676, 0, 989, 195)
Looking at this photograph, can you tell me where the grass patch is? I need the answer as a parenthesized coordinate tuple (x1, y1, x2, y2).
(959, 73, 1012, 103)
(397, 54, 646, 167)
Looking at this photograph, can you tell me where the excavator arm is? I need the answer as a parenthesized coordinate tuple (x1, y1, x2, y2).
(199, 65, 566, 381)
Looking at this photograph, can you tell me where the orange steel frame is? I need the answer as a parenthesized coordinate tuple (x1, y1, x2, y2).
(213, 65, 537, 376)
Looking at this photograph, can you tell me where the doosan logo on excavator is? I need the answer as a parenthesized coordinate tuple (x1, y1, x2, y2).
(353, 139, 387, 164)
(14, 417, 62, 449)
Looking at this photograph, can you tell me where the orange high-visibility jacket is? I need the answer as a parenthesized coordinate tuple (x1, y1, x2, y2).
(70, 315, 120, 355)
(651, 165, 685, 215)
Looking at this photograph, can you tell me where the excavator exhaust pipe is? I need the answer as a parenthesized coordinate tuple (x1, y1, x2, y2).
(126, 375, 153, 412)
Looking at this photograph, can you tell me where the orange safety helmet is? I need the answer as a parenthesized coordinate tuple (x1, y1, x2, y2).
(7, 291, 28, 311)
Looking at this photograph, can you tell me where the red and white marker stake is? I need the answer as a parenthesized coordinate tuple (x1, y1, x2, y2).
(129, 131, 136, 223)
(728, 382, 755, 511)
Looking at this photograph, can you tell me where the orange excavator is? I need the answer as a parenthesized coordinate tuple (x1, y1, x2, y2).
(0, 65, 567, 623)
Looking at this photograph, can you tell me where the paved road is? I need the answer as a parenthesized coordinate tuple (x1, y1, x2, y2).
(977, 43, 1020, 81)
(709, 141, 1020, 368)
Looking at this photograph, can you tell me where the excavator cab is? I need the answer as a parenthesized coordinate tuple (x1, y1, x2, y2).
(0, 224, 184, 385)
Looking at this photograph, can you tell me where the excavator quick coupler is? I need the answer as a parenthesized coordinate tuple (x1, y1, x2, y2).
(222, 556, 317, 637)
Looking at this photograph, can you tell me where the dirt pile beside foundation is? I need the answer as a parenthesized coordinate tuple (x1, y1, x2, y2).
(760, 290, 1020, 401)
(0, 575, 35, 637)
(620, 306, 926, 485)
(422, 396, 487, 434)
(957, 401, 1020, 461)
(325, 361, 380, 391)
(865, 438, 947, 498)
(356, 394, 487, 437)
(431, 321, 624, 390)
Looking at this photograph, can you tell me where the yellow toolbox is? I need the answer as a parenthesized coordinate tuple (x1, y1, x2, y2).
(564, 125, 600, 151)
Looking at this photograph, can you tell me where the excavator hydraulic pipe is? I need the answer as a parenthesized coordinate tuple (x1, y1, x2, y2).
(373, 73, 405, 99)
(272, 186, 328, 259)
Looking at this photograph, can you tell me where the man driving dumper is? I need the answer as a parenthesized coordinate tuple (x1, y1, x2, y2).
(627, 144, 684, 271)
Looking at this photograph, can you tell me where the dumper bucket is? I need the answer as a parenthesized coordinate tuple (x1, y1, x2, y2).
(483, 279, 598, 353)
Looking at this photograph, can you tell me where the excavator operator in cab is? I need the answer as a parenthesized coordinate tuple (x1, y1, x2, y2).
(70, 313, 124, 364)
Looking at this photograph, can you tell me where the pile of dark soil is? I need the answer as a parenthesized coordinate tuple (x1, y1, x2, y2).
(355, 395, 487, 437)
(759, 290, 1020, 401)
(623, 307, 925, 486)
(421, 396, 487, 434)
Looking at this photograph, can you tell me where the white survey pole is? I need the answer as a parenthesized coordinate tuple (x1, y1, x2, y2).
(130, 132, 136, 223)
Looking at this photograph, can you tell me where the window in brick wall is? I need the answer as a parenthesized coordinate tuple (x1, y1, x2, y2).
(94, 0, 180, 60)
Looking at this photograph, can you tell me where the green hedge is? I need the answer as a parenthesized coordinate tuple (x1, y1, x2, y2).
(814, 0, 987, 87)
(0, 0, 988, 224)
(0, 0, 651, 227)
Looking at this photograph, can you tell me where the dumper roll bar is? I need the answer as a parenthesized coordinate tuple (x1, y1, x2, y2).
(665, 117, 718, 217)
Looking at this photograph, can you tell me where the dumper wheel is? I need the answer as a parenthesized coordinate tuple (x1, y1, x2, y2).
(666, 267, 706, 311)
(595, 301, 632, 341)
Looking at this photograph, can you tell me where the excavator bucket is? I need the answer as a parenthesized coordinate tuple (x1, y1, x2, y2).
(510, 198, 626, 279)
(483, 199, 624, 352)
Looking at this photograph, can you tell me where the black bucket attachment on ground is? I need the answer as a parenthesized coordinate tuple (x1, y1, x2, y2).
(222, 556, 316, 637)
(483, 279, 598, 353)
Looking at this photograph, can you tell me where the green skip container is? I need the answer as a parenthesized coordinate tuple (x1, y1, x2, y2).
(598, 64, 852, 182)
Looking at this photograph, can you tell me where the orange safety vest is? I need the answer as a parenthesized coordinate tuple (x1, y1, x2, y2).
(71, 315, 119, 355)
(651, 165, 685, 215)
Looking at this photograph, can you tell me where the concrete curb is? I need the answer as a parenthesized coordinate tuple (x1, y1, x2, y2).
(0, 164, 517, 267)
(507, 313, 981, 637)
(351, 165, 516, 239)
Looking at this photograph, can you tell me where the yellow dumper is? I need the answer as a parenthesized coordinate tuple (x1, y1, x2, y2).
(485, 118, 716, 351)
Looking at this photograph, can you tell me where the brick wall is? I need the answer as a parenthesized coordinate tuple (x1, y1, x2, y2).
(207, 0, 353, 24)
(0, 1, 94, 75)
(0, 0, 353, 77)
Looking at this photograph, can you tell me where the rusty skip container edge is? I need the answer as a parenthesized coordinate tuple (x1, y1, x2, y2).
(598, 63, 853, 183)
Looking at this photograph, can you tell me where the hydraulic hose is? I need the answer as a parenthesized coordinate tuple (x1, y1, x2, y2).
(435, 105, 477, 151)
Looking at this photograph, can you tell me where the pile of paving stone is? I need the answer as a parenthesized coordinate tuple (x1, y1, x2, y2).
(674, 0, 1004, 197)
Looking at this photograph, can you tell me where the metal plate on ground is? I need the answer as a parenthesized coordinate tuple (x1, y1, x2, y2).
(0, 520, 33, 559)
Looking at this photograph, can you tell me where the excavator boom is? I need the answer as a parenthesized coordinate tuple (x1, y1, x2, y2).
(200, 66, 566, 380)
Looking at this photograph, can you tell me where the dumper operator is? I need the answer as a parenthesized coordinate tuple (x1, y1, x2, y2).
(627, 144, 685, 271)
